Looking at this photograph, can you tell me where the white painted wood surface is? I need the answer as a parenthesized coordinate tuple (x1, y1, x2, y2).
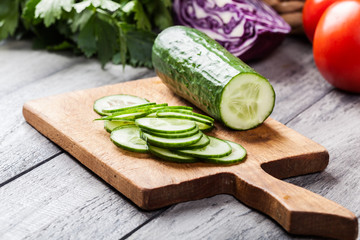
(0, 37, 359, 239)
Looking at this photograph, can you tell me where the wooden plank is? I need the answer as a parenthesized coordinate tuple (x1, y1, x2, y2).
(0, 37, 328, 184)
(0, 37, 351, 240)
(0, 50, 155, 183)
(23, 77, 357, 239)
(0, 41, 80, 96)
(127, 90, 360, 240)
(0, 153, 160, 239)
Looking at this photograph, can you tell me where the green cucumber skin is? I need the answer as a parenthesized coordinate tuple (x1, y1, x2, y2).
(152, 26, 274, 124)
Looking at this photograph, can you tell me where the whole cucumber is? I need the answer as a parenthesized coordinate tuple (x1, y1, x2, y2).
(152, 26, 275, 130)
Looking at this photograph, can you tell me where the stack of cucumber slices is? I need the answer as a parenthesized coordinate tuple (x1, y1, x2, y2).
(94, 94, 247, 164)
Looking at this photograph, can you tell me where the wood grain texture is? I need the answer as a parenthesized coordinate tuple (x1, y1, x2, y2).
(23, 77, 357, 239)
(0, 153, 158, 240)
(0, 41, 155, 183)
(128, 90, 360, 240)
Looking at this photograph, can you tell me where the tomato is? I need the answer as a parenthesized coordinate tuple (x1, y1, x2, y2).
(313, 0, 360, 93)
(302, 0, 338, 42)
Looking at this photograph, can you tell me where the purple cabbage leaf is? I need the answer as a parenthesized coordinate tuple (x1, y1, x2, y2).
(173, 0, 291, 61)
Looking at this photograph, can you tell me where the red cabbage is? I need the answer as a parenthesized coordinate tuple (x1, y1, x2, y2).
(173, 0, 291, 61)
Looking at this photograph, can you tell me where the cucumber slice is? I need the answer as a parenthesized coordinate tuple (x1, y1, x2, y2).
(160, 106, 193, 111)
(148, 145, 197, 163)
(142, 125, 199, 139)
(135, 118, 196, 133)
(196, 122, 214, 132)
(158, 109, 214, 122)
(205, 141, 246, 164)
(175, 136, 232, 158)
(97, 111, 149, 121)
(104, 104, 167, 118)
(156, 110, 213, 125)
(145, 112, 157, 117)
(141, 131, 203, 148)
(94, 94, 149, 116)
(173, 134, 210, 150)
(110, 125, 148, 153)
(104, 120, 134, 133)
(103, 102, 156, 113)
(220, 74, 275, 130)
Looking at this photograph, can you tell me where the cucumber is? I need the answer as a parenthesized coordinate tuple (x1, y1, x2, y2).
(142, 125, 199, 138)
(98, 111, 149, 121)
(103, 102, 156, 113)
(148, 145, 197, 163)
(110, 125, 148, 153)
(156, 110, 214, 125)
(173, 134, 210, 150)
(152, 26, 275, 130)
(104, 120, 134, 133)
(175, 136, 232, 158)
(94, 94, 149, 116)
(135, 118, 196, 133)
(141, 131, 203, 148)
(159, 106, 193, 111)
(196, 122, 214, 132)
(205, 141, 246, 164)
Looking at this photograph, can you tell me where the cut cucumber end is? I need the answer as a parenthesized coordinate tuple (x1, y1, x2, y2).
(220, 73, 275, 130)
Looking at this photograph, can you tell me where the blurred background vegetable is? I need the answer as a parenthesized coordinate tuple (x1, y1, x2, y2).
(1, 0, 295, 67)
(302, 0, 337, 42)
(173, 0, 291, 61)
(312, 0, 360, 93)
(0, 0, 173, 68)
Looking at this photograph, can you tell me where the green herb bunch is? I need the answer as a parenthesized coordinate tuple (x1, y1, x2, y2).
(0, 0, 173, 68)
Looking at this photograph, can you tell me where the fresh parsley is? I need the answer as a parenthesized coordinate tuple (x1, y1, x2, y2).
(0, 0, 173, 68)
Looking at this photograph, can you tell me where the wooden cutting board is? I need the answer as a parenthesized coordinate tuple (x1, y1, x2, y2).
(23, 77, 358, 240)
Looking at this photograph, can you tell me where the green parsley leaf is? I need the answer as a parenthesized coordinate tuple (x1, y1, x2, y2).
(122, 0, 151, 31)
(0, 0, 20, 40)
(74, 0, 120, 13)
(77, 14, 97, 57)
(70, 9, 93, 32)
(35, 0, 74, 27)
(123, 24, 155, 68)
(77, 11, 117, 67)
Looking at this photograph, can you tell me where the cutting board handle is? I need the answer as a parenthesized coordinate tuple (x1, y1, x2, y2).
(231, 168, 358, 240)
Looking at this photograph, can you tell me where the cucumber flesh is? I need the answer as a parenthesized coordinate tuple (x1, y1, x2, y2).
(175, 136, 232, 158)
(142, 125, 199, 139)
(173, 134, 210, 150)
(136, 118, 196, 133)
(156, 111, 213, 125)
(110, 125, 148, 153)
(205, 141, 246, 164)
(106, 103, 168, 115)
(98, 111, 149, 121)
(94, 94, 149, 116)
(148, 145, 197, 163)
(141, 131, 203, 148)
(103, 102, 156, 113)
(160, 106, 193, 111)
(220, 73, 275, 130)
(196, 122, 214, 132)
(104, 120, 134, 133)
(158, 109, 214, 122)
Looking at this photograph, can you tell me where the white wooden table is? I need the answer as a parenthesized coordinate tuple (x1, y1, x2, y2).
(0, 37, 359, 239)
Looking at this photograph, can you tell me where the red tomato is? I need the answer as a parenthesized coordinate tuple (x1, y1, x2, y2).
(302, 0, 338, 42)
(313, 0, 360, 92)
